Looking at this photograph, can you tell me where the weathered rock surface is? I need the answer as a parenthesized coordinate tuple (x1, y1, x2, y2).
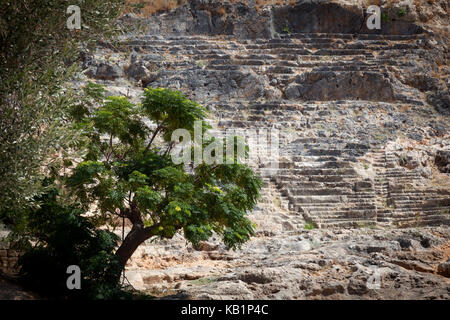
(123, 227, 450, 300)
(438, 258, 450, 278)
(76, 0, 449, 300)
(120, 0, 448, 38)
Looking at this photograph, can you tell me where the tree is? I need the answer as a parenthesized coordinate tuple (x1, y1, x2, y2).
(0, 0, 123, 221)
(64, 87, 262, 269)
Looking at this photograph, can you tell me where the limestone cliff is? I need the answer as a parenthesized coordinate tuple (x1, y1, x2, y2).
(76, 0, 450, 299)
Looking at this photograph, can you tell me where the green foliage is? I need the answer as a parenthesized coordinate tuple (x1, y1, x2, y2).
(304, 222, 316, 230)
(142, 87, 208, 142)
(0, 0, 124, 222)
(381, 12, 389, 23)
(129, 2, 146, 12)
(397, 7, 407, 17)
(18, 187, 122, 299)
(190, 276, 220, 286)
(65, 87, 262, 257)
(1, 0, 122, 67)
(282, 23, 291, 34)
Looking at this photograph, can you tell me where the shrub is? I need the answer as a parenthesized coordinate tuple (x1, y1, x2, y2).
(397, 7, 407, 17)
(18, 188, 122, 299)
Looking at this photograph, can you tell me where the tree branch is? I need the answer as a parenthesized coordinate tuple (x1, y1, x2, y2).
(143, 123, 163, 156)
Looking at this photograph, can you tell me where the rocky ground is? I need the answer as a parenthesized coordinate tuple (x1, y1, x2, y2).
(124, 226, 450, 300)
(0, 275, 40, 300)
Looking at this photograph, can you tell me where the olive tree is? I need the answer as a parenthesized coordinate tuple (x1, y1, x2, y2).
(0, 0, 123, 220)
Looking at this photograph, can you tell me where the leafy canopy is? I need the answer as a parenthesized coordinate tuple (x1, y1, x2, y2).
(0, 0, 124, 221)
(65, 86, 262, 249)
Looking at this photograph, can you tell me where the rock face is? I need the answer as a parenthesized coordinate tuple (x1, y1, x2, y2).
(79, 0, 449, 299)
(122, 0, 436, 39)
(438, 258, 450, 278)
(123, 227, 450, 300)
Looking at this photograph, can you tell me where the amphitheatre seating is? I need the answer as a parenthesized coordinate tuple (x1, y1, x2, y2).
(109, 32, 450, 229)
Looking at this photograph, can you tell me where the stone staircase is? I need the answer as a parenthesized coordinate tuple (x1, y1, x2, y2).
(370, 148, 392, 225)
(368, 147, 450, 227)
(250, 177, 305, 236)
(270, 155, 377, 229)
(122, 32, 427, 104)
(382, 150, 450, 227)
(88, 30, 449, 230)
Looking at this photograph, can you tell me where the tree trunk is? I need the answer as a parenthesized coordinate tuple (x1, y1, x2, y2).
(115, 224, 150, 269)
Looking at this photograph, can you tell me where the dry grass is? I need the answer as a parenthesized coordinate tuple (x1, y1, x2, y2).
(125, 0, 187, 16)
(366, 0, 382, 6)
(217, 6, 227, 15)
(398, 105, 410, 113)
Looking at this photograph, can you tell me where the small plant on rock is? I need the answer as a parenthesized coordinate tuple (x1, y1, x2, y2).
(304, 222, 315, 230)
(397, 7, 407, 17)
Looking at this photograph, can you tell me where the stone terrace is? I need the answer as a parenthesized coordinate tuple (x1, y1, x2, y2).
(84, 31, 450, 232)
